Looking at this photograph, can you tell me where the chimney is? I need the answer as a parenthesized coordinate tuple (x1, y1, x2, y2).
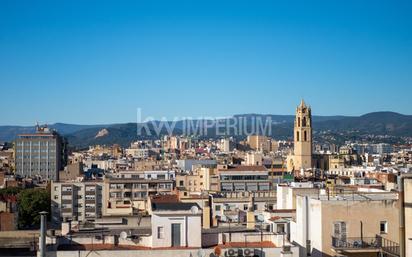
(39, 211, 48, 257)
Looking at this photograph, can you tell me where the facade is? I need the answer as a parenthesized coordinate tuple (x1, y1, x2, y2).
(151, 202, 202, 248)
(245, 152, 263, 166)
(247, 135, 268, 152)
(0, 195, 18, 231)
(218, 165, 271, 192)
(375, 143, 393, 155)
(51, 181, 104, 224)
(102, 177, 174, 216)
(125, 148, 149, 159)
(175, 159, 217, 172)
(402, 174, 412, 257)
(111, 170, 175, 180)
(220, 138, 232, 153)
(14, 125, 67, 181)
(176, 168, 211, 195)
(212, 191, 276, 223)
(58, 162, 83, 181)
(291, 192, 400, 257)
(276, 182, 319, 210)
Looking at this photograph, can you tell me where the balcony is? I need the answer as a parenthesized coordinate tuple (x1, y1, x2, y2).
(61, 199, 72, 204)
(85, 207, 96, 212)
(61, 208, 72, 213)
(332, 235, 399, 257)
(61, 190, 72, 196)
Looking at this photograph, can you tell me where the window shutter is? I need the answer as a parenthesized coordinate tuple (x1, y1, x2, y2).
(340, 222, 347, 240)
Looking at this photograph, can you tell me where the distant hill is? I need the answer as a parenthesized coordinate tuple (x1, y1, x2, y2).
(315, 112, 412, 136)
(0, 123, 107, 143)
(1, 112, 411, 148)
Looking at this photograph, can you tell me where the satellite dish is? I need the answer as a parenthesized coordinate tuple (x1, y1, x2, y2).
(120, 231, 128, 240)
(197, 249, 205, 257)
(190, 206, 199, 214)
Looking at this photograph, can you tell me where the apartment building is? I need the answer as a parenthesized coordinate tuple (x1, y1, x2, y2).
(291, 192, 400, 257)
(102, 176, 174, 216)
(176, 167, 213, 196)
(51, 181, 103, 224)
(218, 165, 271, 192)
(15, 125, 67, 181)
(111, 170, 175, 180)
(247, 135, 272, 152)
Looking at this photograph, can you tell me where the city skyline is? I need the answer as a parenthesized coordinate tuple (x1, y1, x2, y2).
(1, 1, 412, 257)
(1, 0, 411, 125)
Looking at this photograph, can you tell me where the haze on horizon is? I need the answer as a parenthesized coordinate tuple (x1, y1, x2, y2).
(0, 0, 411, 126)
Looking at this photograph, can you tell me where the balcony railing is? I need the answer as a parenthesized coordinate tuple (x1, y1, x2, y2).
(378, 235, 400, 256)
(332, 236, 380, 250)
(332, 235, 400, 256)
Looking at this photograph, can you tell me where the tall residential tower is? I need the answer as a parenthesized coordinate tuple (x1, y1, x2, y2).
(15, 125, 67, 181)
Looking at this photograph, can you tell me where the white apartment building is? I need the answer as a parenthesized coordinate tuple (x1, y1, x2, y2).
(51, 181, 104, 224)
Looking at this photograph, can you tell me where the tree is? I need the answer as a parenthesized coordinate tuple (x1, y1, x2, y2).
(0, 187, 22, 197)
(17, 188, 50, 229)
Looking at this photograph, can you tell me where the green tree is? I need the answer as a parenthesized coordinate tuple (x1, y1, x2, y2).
(17, 188, 50, 229)
(0, 187, 22, 197)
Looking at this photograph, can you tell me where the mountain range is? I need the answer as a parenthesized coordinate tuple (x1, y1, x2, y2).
(1, 112, 411, 148)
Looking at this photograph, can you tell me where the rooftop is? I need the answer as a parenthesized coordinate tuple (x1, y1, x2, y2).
(219, 165, 267, 172)
(151, 202, 201, 212)
(307, 192, 398, 202)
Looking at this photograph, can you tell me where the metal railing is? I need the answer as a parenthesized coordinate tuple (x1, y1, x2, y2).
(332, 235, 400, 256)
(332, 236, 380, 249)
(377, 235, 400, 256)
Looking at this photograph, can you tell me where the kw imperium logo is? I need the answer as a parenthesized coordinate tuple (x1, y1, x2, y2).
(136, 108, 273, 137)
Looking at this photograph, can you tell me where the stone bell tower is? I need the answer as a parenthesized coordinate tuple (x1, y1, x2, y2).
(293, 99, 312, 172)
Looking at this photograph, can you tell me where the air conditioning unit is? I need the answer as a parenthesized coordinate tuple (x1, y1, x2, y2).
(225, 248, 256, 257)
(243, 248, 255, 256)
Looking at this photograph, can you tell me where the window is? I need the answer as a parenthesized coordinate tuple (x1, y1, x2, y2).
(215, 205, 221, 211)
(304, 131, 307, 141)
(277, 224, 285, 234)
(296, 131, 300, 141)
(380, 221, 388, 234)
(333, 221, 347, 240)
(157, 226, 164, 239)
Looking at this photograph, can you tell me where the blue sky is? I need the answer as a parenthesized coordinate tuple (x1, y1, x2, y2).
(0, 0, 411, 125)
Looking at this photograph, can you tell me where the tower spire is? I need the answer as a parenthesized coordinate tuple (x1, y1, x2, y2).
(299, 99, 306, 108)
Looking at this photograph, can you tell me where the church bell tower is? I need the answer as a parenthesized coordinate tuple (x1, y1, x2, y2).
(293, 99, 313, 171)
